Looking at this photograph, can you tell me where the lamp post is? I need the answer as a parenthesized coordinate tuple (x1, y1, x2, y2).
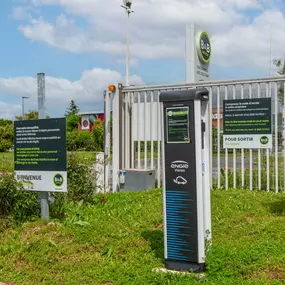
(22, 96, 29, 118)
(121, 0, 134, 86)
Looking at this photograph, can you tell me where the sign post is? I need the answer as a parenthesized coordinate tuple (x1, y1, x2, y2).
(223, 98, 272, 149)
(14, 118, 67, 220)
(160, 88, 211, 272)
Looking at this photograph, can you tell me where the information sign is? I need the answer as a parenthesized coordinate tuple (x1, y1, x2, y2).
(223, 98, 272, 149)
(166, 107, 190, 143)
(14, 118, 67, 192)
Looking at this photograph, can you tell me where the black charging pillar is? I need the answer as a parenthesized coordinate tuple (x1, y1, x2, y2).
(160, 88, 210, 273)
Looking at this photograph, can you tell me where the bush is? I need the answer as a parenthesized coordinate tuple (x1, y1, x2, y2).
(0, 174, 39, 229)
(0, 124, 13, 152)
(50, 152, 96, 218)
(77, 131, 95, 151)
(67, 152, 95, 202)
(66, 130, 96, 151)
(92, 120, 104, 152)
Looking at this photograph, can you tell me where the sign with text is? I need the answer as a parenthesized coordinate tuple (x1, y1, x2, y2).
(14, 118, 67, 192)
(166, 107, 190, 143)
(223, 98, 272, 149)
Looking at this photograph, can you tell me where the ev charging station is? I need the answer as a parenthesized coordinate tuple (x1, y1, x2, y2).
(160, 88, 212, 273)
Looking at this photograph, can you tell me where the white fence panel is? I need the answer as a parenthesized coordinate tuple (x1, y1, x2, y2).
(105, 76, 285, 193)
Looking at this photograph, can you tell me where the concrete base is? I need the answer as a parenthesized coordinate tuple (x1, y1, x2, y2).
(152, 268, 205, 279)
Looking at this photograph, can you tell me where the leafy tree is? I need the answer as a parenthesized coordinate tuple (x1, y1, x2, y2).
(66, 113, 80, 132)
(92, 120, 104, 152)
(0, 123, 14, 152)
(65, 100, 80, 117)
(15, 110, 49, 121)
(0, 119, 12, 126)
(273, 57, 285, 106)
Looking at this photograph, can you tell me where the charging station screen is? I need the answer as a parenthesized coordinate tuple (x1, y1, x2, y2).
(166, 107, 190, 143)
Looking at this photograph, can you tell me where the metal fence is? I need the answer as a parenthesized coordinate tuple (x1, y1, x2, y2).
(104, 76, 285, 193)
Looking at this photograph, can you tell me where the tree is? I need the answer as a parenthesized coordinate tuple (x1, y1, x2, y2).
(65, 100, 80, 117)
(0, 119, 12, 126)
(66, 113, 80, 132)
(273, 57, 285, 106)
(15, 110, 49, 121)
(0, 123, 13, 152)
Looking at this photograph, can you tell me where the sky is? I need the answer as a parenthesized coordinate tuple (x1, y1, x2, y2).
(1, 0, 285, 119)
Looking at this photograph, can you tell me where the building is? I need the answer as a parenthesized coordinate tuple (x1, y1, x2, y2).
(212, 107, 223, 131)
(77, 111, 104, 133)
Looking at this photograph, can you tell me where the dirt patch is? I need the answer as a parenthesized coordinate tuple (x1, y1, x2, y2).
(153, 223, 163, 230)
(15, 259, 27, 270)
(246, 216, 253, 223)
(251, 268, 285, 281)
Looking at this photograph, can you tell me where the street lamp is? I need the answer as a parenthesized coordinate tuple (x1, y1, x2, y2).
(22, 96, 29, 118)
(121, 0, 134, 86)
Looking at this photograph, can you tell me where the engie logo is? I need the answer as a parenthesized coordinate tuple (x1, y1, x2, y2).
(260, 136, 269, 145)
(171, 160, 189, 172)
(53, 173, 64, 187)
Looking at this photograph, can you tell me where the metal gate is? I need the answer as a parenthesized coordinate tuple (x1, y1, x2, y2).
(104, 76, 285, 193)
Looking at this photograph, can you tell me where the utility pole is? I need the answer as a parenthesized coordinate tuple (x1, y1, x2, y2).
(22, 96, 29, 118)
(121, 0, 134, 86)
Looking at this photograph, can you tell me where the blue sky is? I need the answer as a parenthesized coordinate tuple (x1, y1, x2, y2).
(0, 0, 284, 119)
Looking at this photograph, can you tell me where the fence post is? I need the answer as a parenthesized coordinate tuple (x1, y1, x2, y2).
(112, 85, 122, 193)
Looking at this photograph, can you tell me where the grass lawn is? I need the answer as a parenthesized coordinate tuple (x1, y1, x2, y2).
(0, 151, 97, 173)
(0, 152, 14, 172)
(0, 189, 284, 284)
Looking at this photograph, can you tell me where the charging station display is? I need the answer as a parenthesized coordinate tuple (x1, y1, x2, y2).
(166, 107, 190, 143)
(160, 88, 211, 273)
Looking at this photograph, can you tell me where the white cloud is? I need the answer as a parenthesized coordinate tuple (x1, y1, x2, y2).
(12, 6, 30, 20)
(17, 0, 285, 72)
(0, 67, 144, 119)
(0, 102, 21, 120)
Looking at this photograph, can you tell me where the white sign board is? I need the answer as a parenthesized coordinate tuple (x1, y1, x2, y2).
(223, 134, 273, 149)
(15, 171, 67, 192)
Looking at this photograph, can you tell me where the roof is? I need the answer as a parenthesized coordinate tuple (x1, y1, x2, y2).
(77, 111, 104, 116)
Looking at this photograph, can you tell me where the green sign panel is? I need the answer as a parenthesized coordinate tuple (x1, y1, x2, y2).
(14, 118, 67, 192)
(223, 98, 272, 149)
(166, 107, 190, 143)
(223, 98, 271, 135)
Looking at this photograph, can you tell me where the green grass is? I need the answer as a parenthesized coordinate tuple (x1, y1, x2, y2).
(0, 152, 14, 172)
(0, 151, 97, 173)
(0, 189, 285, 284)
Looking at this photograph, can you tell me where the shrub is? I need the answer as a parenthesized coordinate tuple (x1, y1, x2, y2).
(92, 120, 104, 152)
(0, 124, 13, 152)
(11, 190, 40, 223)
(66, 130, 96, 151)
(0, 174, 39, 229)
(77, 131, 95, 151)
(0, 174, 19, 221)
(66, 130, 79, 151)
(50, 152, 96, 219)
(66, 113, 80, 132)
(67, 152, 95, 202)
